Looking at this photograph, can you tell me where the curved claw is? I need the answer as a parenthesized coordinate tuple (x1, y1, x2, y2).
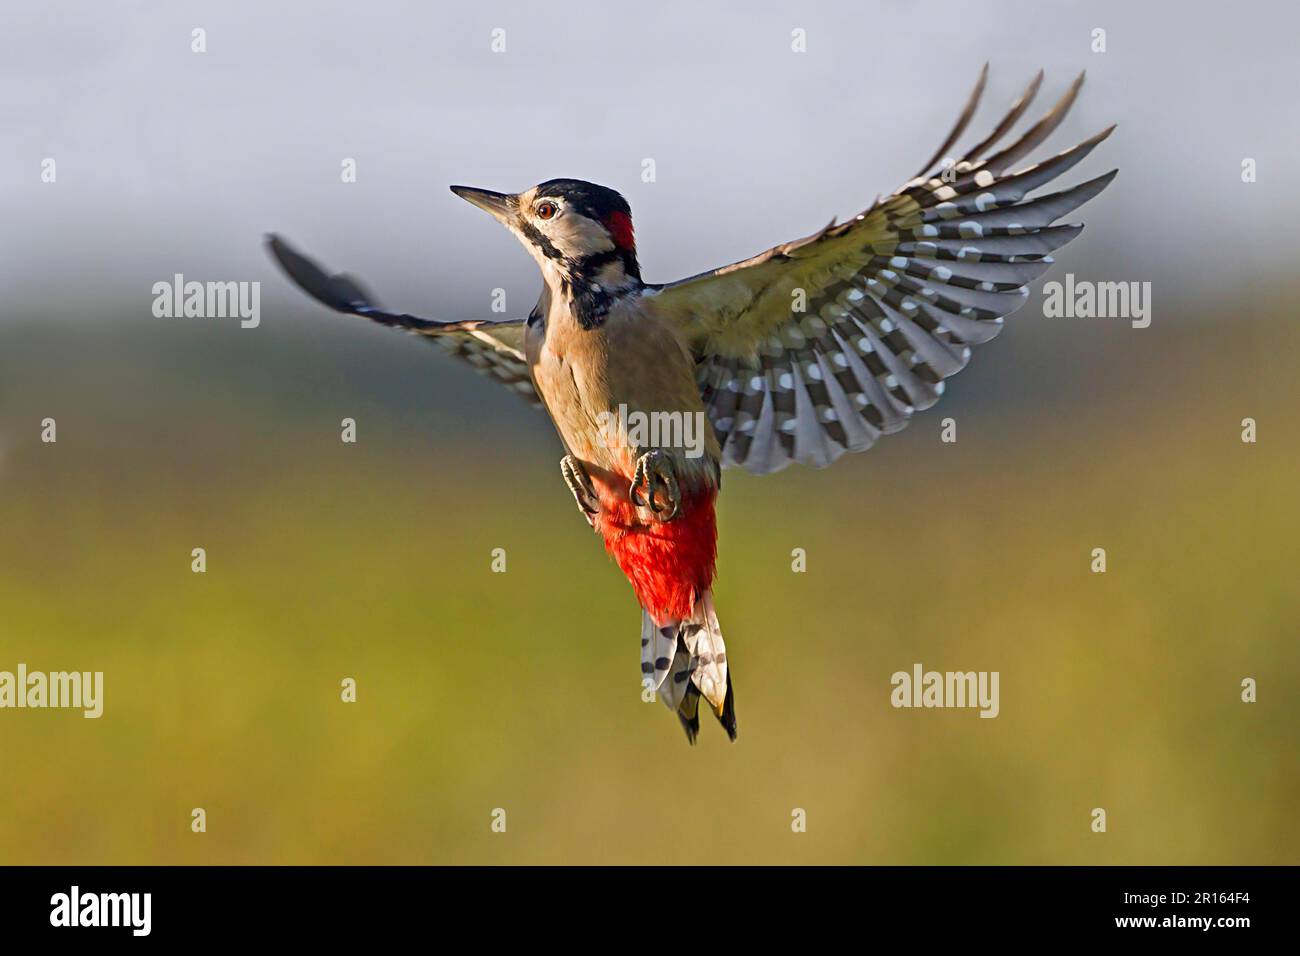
(630, 450, 681, 522)
(652, 468, 680, 521)
(561, 455, 600, 518)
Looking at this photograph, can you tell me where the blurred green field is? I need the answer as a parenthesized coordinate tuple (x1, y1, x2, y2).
(0, 308, 1296, 865)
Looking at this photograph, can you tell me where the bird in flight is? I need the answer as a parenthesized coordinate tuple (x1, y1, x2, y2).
(267, 67, 1115, 744)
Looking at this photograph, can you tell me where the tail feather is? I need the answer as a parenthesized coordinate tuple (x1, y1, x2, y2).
(677, 685, 701, 744)
(681, 590, 727, 716)
(655, 637, 694, 715)
(639, 611, 677, 693)
(718, 671, 737, 741)
(640, 588, 737, 743)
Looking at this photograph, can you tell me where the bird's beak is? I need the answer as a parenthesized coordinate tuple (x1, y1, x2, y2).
(450, 185, 517, 224)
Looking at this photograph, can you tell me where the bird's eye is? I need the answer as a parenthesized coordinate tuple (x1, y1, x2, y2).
(536, 201, 558, 220)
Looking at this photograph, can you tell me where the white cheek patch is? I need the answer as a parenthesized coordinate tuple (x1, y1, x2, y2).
(549, 213, 615, 258)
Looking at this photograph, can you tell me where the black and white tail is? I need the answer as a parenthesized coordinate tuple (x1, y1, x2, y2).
(640, 589, 737, 744)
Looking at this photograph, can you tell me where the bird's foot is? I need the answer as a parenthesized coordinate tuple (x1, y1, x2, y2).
(561, 455, 600, 522)
(629, 449, 680, 521)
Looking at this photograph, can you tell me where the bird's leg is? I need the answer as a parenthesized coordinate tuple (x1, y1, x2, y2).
(561, 455, 600, 523)
(629, 449, 681, 522)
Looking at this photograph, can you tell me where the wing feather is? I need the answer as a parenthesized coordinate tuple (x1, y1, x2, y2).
(648, 70, 1116, 474)
(265, 234, 542, 408)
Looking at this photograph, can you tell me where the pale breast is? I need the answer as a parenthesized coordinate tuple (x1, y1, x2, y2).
(527, 293, 721, 484)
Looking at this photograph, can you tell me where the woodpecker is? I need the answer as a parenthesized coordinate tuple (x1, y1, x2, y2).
(268, 68, 1115, 744)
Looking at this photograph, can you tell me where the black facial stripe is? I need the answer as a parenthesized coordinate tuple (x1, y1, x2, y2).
(519, 221, 563, 261)
(571, 248, 642, 285)
(577, 248, 622, 272)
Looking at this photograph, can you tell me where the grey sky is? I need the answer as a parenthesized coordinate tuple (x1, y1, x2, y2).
(3, 0, 1298, 321)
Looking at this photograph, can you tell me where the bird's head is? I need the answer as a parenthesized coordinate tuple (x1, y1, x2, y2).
(450, 179, 641, 292)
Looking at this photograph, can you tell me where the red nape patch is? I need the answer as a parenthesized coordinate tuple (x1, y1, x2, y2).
(594, 486, 717, 626)
(603, 210, 636, 252)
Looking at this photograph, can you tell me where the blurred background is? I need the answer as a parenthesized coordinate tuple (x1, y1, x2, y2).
(1, 0, 1296, 864)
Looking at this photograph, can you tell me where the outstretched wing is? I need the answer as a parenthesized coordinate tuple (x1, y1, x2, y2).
(648, 68, 1116, 474)
(265, 235, 541, 408)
